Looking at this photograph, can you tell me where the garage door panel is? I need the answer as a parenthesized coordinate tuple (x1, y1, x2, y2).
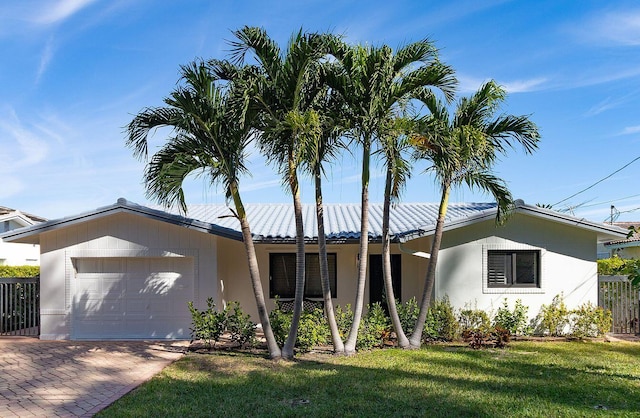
(73, 257, 195, 339)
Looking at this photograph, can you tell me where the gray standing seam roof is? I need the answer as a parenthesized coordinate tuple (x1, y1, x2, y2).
(1, 198, 627, 244)
(158, 201, 499, 243)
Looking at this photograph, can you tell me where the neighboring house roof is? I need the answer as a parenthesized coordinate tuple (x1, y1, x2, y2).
(1, 198, 627, 245)
(603, 222, 640, 248)
(0, 206, 47, 227)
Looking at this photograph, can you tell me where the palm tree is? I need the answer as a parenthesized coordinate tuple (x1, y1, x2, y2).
(328, 40, 457, 354)
(299, 84, 347, 353)
(408, 81, 540, 347)
(378, 118, 413, 348)
(124, 60, 282, 359)
(225, 27, 339, 358)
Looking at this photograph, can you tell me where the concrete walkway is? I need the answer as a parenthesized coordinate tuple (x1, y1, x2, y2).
(0, 337, 186, 417)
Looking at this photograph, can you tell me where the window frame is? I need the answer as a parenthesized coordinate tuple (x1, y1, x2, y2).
(269, 252, 337, 299)
(487, 249, 540, 288)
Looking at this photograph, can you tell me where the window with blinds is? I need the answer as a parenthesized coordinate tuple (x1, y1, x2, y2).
(269, 253, 337, 298)
(487, 250, 539, 287)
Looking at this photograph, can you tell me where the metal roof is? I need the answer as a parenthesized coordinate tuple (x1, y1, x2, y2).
(157, 201, 498, 243)
(2, 198, 628, 245)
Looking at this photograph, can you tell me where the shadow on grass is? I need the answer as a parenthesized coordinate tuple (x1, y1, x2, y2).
(99, 342, 640, 418)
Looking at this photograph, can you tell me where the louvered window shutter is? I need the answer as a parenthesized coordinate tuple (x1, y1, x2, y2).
(488, 252, 511, 286)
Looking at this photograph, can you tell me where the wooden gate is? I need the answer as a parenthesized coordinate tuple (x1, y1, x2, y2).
(0, 276, 40, 336)
(598, 275, 639, 334)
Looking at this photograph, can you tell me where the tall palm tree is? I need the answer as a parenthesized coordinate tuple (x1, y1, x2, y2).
(124, 60, 282, 359)
(328, 40, 457, 353)
(299, 83, 347, 353)
(408, 81, 540, 347)
(378, 118, 413, 348)
(226, 27, 338, 358)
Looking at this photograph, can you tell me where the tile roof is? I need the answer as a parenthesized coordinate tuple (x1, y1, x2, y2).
(604, 222, 640, 246)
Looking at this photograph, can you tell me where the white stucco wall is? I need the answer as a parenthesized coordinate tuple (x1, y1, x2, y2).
(435, 213, 598, 319)
(0, 241, 40, 266)
(38, 212, 218, 340)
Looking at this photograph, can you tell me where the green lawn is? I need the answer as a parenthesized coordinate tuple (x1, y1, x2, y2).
(98, 341, 640, 417)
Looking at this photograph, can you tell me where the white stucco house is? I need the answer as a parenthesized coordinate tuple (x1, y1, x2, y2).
(0, 198, 626, 340)
(0, 206, 45, 266)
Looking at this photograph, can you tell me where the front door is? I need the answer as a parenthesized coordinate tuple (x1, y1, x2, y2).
(369, 254, 401, 311)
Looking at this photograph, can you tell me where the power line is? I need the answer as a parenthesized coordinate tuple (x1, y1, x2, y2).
(552, 155, 640, 207)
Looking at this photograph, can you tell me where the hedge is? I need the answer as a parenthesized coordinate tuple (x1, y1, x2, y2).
(0, 265, 40, 278)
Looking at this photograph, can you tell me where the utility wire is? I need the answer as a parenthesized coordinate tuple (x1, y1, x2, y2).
(552, 155, 640, 207)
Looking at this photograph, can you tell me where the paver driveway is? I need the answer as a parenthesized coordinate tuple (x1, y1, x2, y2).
(0, 337, 185, 417)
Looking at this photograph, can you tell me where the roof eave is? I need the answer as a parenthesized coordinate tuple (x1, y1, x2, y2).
(1, 199, 243, 244)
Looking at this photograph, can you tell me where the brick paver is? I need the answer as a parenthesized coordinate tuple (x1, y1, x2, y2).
(0, 338, 185, 417)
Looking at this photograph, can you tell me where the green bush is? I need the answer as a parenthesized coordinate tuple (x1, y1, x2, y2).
(334, 304, 354, 339)
(597, 257, 627, 275)
(424, 296, 458, 342)
(268, 303, 329, 352)
(268, 302, 292, 347)
(570, 302, 612, 338)
(356, 303, 391, 351)
(493, 299, 531, 336)
(188, 299, 256, 348)
(458, 304, 491, 337)
(0, 265, 39, 278)
(539, 294, 570, 336)
(396, 297, 419, 335)
(296, 308, 330, 352)
(225, 301, 257, 347)
(188, 298, 228, 347)
(598, 257, 640, 287)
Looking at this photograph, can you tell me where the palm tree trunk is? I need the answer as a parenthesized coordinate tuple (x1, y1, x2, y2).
(315, 168, 345, 353)
(382, 169, 410, 348)
(409, 184, 450, 348)
(230, 182, 282, 359)
(282, 157, 305, 359)
(344, 140, 371, 354)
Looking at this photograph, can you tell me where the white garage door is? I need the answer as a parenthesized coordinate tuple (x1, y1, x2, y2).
(72, 257, 194, 339)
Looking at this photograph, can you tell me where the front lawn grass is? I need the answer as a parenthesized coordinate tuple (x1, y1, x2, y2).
(98, 341, 640, 417)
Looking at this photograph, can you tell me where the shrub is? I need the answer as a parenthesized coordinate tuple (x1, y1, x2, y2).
(268, 303, 330, 352)
(458, 303, 491, 338)
(268, 302, 292, 347)
(296, 308, 330, 352)
(334, 304, 354, 339)
(539, 294, 570, 336)
(570, 302, 612, 338)
(188, 299, 256, 348)
(357, 303, 391, 351)
(493, 299, 531, 336)
(0, 265, 39, 278)
(396, 297, 419, 335)
(424, 296, 458, 342)
(188, 298, 227, 347)
(224, 301, 256, 347)
(597, 257, 627, 275)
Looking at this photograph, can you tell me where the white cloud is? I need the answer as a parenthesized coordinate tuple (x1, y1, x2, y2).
(0, 109, 49, 169)
(36, 36, 56, 83)
(35, 0, 98, 25)
(572, 9, 640, 46)
(500, 78, 548, 93)
(457, 74, 547, 94)
(619, 125, 640, 135)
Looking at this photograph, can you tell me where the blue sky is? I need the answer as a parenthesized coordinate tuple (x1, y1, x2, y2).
(2, 0, 640, 223)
